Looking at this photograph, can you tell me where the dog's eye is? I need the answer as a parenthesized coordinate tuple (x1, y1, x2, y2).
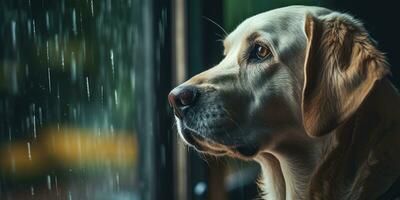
(249, 44, 271, 62)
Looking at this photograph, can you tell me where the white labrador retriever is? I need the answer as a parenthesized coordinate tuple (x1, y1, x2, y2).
(169, 5, 400, 200)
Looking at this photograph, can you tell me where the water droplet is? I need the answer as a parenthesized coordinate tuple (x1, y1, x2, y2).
(57, 84, 60, 100)
(61, 50, 65, 69)
(115, 173, 120, 190)
(55, 176, 59, 195)
(47, 175, 52, 190)
(100, 85, 104, 105)
(32, 19, 36, 38)
(106, 0, 112, 12)
(46, 12, 50, 30)
(48, 67, 52, 93)
(38, 107, 43, 127)
(33, 115, 37, 138)
(110, 49, 115, 77)
(86, 77, 90, 101)
(130, 69, 135, 89)
(90, 0, 94, 16)
(25, 64, 29, 78)
(72, 9, 77, 35)
(73, 108, 77, 121)
(71, 52, 77, 82)
(27, 20, 32, 37)
(82, 39, 86, 60)
(68, 191, 72, 200)
(10, 63, 18, 94)
(110, 125, 114, 134)
(27, 142, 32, 160)
(55, 34, 59, 52)
(61, 0, 65, 14)
(26, 117, 31, 131)
(114, 90, 118, 106)
(11, 21, 16, 48)
(46, 40, 50, 63)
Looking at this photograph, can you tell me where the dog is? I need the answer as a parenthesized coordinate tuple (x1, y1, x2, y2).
(168, 6, 400, 200)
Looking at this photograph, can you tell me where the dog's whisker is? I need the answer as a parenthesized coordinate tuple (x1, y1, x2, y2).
(202, 16, 228, 37)
(200, 153, 211, 166)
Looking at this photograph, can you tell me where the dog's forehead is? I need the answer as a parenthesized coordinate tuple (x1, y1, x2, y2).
(224, 6, 331, 50)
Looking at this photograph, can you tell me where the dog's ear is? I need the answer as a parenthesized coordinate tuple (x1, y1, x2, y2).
(301, 14, 389, 137)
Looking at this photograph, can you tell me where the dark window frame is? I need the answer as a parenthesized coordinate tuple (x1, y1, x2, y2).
(136, 0, 175, 200)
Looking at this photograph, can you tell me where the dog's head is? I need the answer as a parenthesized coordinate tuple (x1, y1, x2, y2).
(169, 6, 388, 159)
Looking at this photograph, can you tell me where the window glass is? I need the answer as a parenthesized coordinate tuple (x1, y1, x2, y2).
(0, 0, 145, 199)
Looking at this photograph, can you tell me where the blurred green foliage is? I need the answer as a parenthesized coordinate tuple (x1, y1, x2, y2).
(223, 0, 322, 31)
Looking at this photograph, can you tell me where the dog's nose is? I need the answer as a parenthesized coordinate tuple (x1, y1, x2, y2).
(168, 86, 198, 119)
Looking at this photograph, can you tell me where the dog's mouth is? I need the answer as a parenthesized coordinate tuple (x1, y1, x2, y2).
(181, 127, 229, 155)
(178, 121, 260, 159)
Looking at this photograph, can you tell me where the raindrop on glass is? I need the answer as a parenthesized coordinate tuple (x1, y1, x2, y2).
(106, 0, 112, 12)
(130, 69, 135, 90)
(72, 9, 77, 35)
(46, 12, 50, 30)
(100, 85, 104, 105)
(38, 107, 43, 127)
(46, 40, 50, 63)
(68, 191, 72, 200)
(55, 176, 59, 195)
(110, 49, 115, 77)
(33, 115, 37, 138)
(11, 20, 16, 48)
(61, 50, 65, 69)
(47, 175, 52, 190)
(114, 90, 118, 106)
(115, 173, 120, 190)
(55, 34, 59, 52)
(27, 142, 32, 160)
(110, 125, 114, 134)
(48, 67, 52, 93)
(32, 19, 36, 38)
(90, 0, 94, 16)
(57, 84, 60, 100)
(25, 64, 29, 78)
(71, 52, 77, 82)
(86, 77, 90, 101)
(27, 20, 32, 37)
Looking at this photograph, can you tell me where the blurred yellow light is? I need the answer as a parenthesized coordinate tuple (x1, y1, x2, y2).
(0, 126, 138, 177)
(43, 127, 138, 166)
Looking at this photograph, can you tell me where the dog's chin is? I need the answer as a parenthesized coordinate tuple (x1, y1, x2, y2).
(177, 121, 260, 159)
(179, 127, 229, 156)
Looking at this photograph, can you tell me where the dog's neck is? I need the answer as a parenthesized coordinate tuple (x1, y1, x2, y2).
(255, 132, 323, 200)
(255, 79, 400, 200)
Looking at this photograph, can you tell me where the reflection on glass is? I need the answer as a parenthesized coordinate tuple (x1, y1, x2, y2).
(0, 0, 142, 199)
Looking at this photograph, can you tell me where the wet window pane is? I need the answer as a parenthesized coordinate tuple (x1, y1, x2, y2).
(0, 0, 146, 199)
